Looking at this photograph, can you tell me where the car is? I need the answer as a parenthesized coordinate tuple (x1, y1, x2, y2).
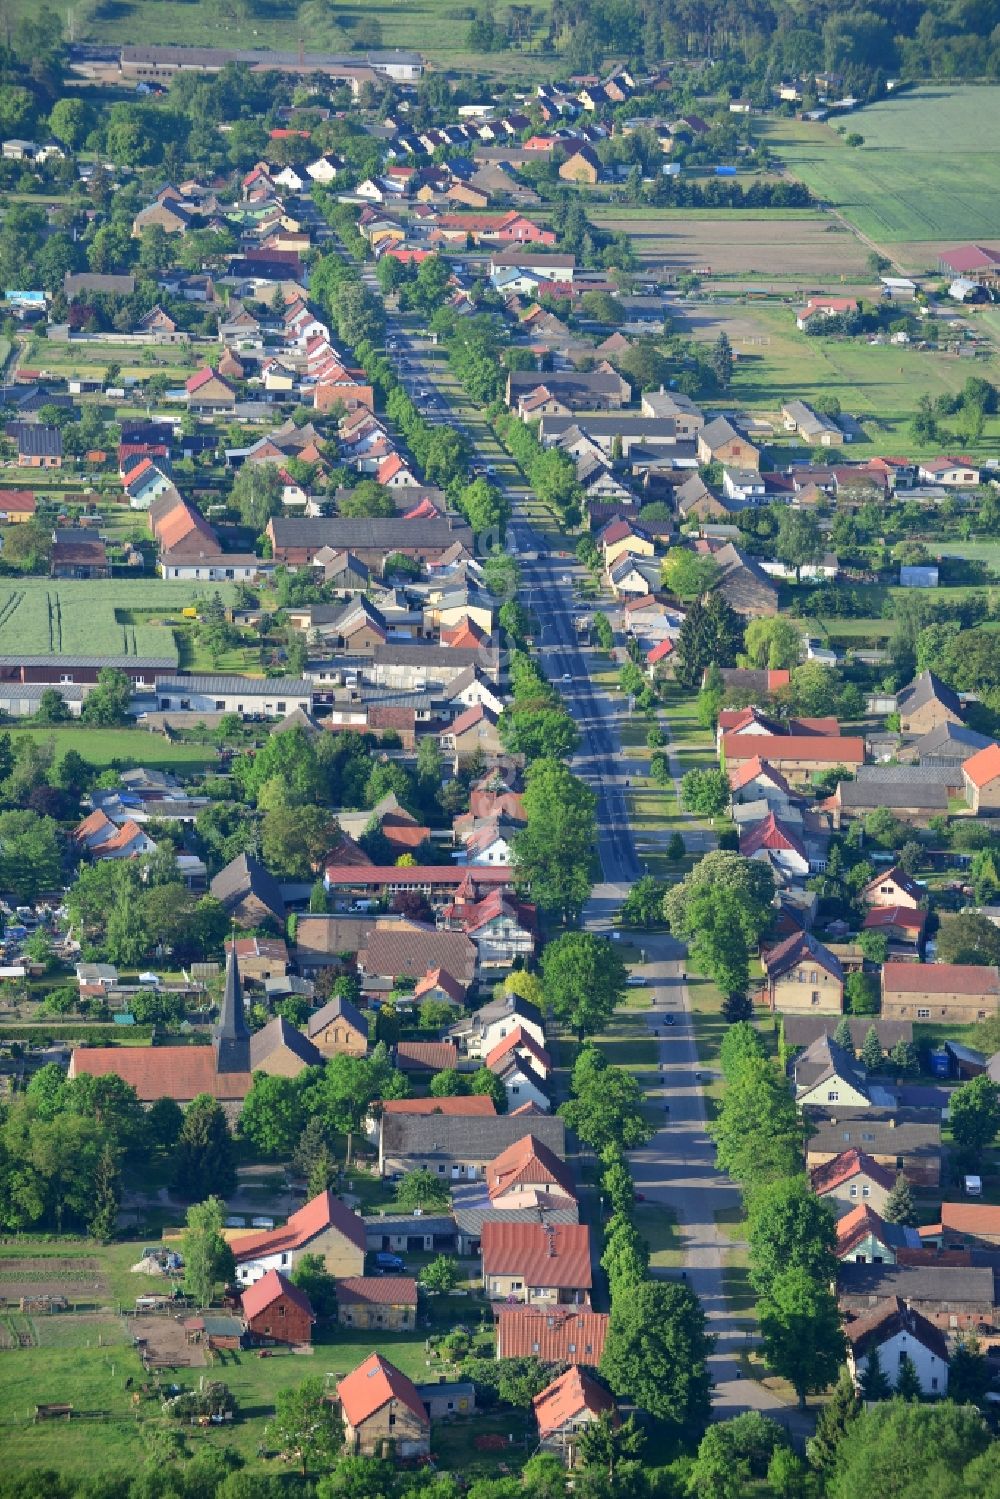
(373, 1251, 405, 1272)
(665, 1015, 674, 1026)
(626, 976, 646, 987)
(562, 672, 572, 681)
(611, 931, 621, 941)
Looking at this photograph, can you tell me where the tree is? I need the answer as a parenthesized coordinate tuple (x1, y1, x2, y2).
(861, 1025, 883, 1072)
(421, 1254, 460, 1292)
(895, 1353, 923, 1402)
(806, 1368, 861, 1475)
(600, 1279, 713, 1432)
(313, 1043, 408, 1165)
(290, 1253, 337, 1320)
(269, 1378, 343, 1477)
(759, 1267, 846, 1409)
(846, 970, 879, 1016)
(238, 1074, 306, 1158)
(827, 1401, 991, 1499)
(339, 479, 395, 518)
(542, 932, 627, 1041)
(561, 1046, 652, 1153)
(147, 1096, 184, 1152)
(949, 1075, 1000, 1157)
(261, 802, 338, 879)
(34, 688, 71, 725)
(619, 875, 668, 930)
(776, 510, 823, 581)
(171, 1094, 237, 1199)
(936, 912, 1000, 967)
(181, 1197, 236, 1308)
(667, 831, 685, 861)
(429, 1068, 466, 1098)
(681, 768, 730, 818)
(232, 463, 283, 530)
(513, 758, 596, 924)
(711, 1055, 803, 1189)
(662, 549, 720, 602)
(721, 991, 753, 1023)
(948, 1332, 989, 1407)
(88, 1142, 122, 1243)
(469, 1067, 507, 1112)
(746, 1176, 837, 1300)
(857, 929, 889, 964)
(890, 1038, 919, 1076)
(711, 330, 733, 389)
(665, 851, 775, 948)
(858, 1344, 891, 1401)
(80, 668, 132, 726)
(834, 1016, 854, 1050)
(743, 616, 802, 670)
(688, 1413, 787, 1499)
(882, 1171, 917, 1227)
(576, 1411, 644, 1482)
(686, 887, 751, 998)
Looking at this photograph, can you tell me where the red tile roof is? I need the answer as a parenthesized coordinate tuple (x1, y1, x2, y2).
(240, 1269, 314, 1322)
(739, 812, 807, 861)
(939, 1202, 1000, 1236)
(337, 1353, 428, 1429)
(963, 742, 1000, 789)
(381, 1096, 496, 1117)
(481, 1221, 591, 1289)
(533, 1366, 615, 1437)
(232, 1190, 366, 1262)
(646, 639, 673, 664)
(413, 967, 467, 1005)
(722, 733, 865, 765)
(835, 1203, 893, 1258)
(395, 1040, 458, 1072)
(485, 1027, 552, 1076)
(728, 756, 794, 795)
(809, 1148, 896, 1197)
(0, 488, 36, 513)
(336, 1276, 418, 1307)
(882, 962, 1000, 997)
(495, 1305, 608, 1364)
(69, 1045, 251, 1102)
(486, 1133, 576, 1203)
(863, 906, 927, 934)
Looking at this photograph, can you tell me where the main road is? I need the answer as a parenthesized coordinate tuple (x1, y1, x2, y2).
(375, 299, 808, 1434)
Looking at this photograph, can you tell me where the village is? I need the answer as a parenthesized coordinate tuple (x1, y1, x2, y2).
(0, 12, 999, 1498)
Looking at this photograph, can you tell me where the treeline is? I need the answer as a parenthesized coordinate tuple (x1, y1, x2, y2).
(492, 409, 583, 527)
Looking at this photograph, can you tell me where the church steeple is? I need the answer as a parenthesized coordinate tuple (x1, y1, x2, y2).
(215, 940, 250, 1074)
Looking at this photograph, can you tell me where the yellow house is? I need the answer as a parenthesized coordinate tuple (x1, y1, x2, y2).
(338, 1354, 431, 1459)
(336, 1276, 418, 1331)
(761, 931, 844, 1016)
(600, 520, 655, 573)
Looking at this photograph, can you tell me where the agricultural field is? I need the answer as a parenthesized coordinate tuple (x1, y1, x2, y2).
(0, 579, 237, 659)
(763, 88, 1000, 246)
(590, 207, 870, 283)
(674, 300, 1000, 451)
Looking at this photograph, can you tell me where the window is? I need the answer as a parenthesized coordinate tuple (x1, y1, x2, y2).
(950, 1315, 959, 1328)
(567, 1342, 576, 1353)
(215, 700, 225, 710)
(389, 1414, 396, 1428)
(812, 992, 821, 1006)
(862, 1186, 871, 1199)
(849, 1185, 858, 1198)
(917, 1008, 930, 1019)
(827, 1091, 840, 1103)
(278, 1305, 285, 1318)
(931, 1377, 938, 1391)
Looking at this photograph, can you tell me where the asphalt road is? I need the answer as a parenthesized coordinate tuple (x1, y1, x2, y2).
(375, 304, 811, 1434)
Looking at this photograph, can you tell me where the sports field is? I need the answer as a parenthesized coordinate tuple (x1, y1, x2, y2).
(0, 579, 237, 659)
(764, 88, 1000, 244)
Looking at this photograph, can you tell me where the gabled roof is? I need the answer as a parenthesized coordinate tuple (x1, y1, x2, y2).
(861, 865, 923, 903)
(336, 1275, 418, 1308)
(231, 1189, 366, 1262)
(962, 741, 1000, 789)
(722, 733, 865, 766)
(809, 1147, 897, 1196)
(794, 1033, 869, 1099)
(306, 996, 368, 1039)
(395, 1039, 459, 1072)
(485, 1027, 552, 1076)
(381, 1095, 496, 1117)
(882, 962, 1000, 997)
(729, 756, 797, 796)
(481, 1221, 591, 1289)
(249, 1016, 323, 1071)
(740, 812, 807, 861)
(337, 1353, 428, 1429)
(69, 1044, 251, 1103)
(844, 1295, 948, 1362)
(533, 1366, 615, 1437)
(240, 1269, 314, 1323)
(763, 930, 843, 983)
(210, 852, 285, 920)
(486, 1132, 575, 1201)
(896, 670, 963, 720)
(863, 905, 927, 935)
(835, 1203, 916, 1258)
(495, 1305, 609, 1364)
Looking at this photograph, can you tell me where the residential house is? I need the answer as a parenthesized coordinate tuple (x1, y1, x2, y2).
(438, 703, 502, 769)
(336, 1277, 418, 1331)
(760, 931, 844, 1016)
(232, 1189, 366, 1286)
(495, 1306, 609, 1366)
(713, 542, 779, 617)
(963, 742, 1000, 814)
(810, 1148, 898, 1219)
(506, 369, 629, 412)
(481, 1221, 592, 1306)
(0, 489, 36, 522)
(533, 1367, 616, 1464)
(740, 812, 810, 879)
(378, 1113, 565, 1180)
(484, 1133, 575, 1211)
(442, 889, 536, 972)
(448, 992, 546, 1059)
(861, 866, 923, 910)
(223, 936, 288, 984)
(306, 997, 369, 1057)
(836, 1203, 920, 1265)
(210, 852, 285, 928)
(837, 1262, 995, 1332)
(185, 367, 237, 412)
(358, 921, 477, 998)
(845, 1298, 949, 1397)
(394, 1040, 458, 1075)
(241, 1269, 314, 1346)
(918, 457, 980, 487)
(696, 417, 760, 471)
(862, 904, 927, 955)
(558, 144, 602, 184)
(154, 675, 311, 716)
(795, 295, 858, 330)
(793, 1034, 874, 1107)
(922, 1203, 1000, 1250)
(881, 963, 1000, 1023)
(728, 757, 802, 813)
(805, 1109, 942, 1188)
(721, 732, 865, 785)
(50, 529, 109, 580)
(337, 1353, 431, 1458)
(895, 671, 964, 736)
(247, 1017, 323, 1077)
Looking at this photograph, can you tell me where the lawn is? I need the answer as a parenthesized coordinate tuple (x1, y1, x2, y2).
(763, 88, 1000, 244)
(634, 1203, 684, 1269)
(0, 578, 237, 659)
(7, 726, 218, 771)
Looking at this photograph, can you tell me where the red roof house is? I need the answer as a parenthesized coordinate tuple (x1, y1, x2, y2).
(337, 1353, 430, 1456)
(241, 1269, 314, 1344)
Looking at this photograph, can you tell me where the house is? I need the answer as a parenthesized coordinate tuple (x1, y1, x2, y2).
(484, 1133, 576, 1211)
(336, 1276, 418, 1331)
(781, 400, 846, 447)
(794, 1034, 874, 1108)
(805, 1110, 942, 1188)
(822, 768, 950, 830)
(185, 367, 237, 412)
(760, 931, 844, 1016)
(378, 1113, 565, 1179)
(438, 702, 502, 769)
(837, 1262, 995, 1332)
(881, 963, 1000, 1023)
(922, 1202, 1000, 1250)
(558, 144, 602, 184)
(223, 936, 288, 984)
(713, 543, 779, 618)
(210, 853, 285, 928)
(918, 457, 980, 487)
(794, 295, 858, 330)
(0, 489, 36, 522)
(862, 905, 927, 954)
(740, 813, 810, 879)
(248, 1017, 323, 1077)
(721, 732, 865, 785)
(835, 1203, 920, 1265)
(481, 1221, 592, 1306)
(810, 1148, 898, 1219)
(359, 922, 477, 997)
(395, 1040, 458, 1074)
(241, 1269, 314, 1346)
(495, 1306, 609, 1366)
(13, 422, 63, 473)
(306, 997, 369, 1057)
(448, 992, 546, 1059)
(155, 675, 310, 718)
(861, 866, 923, 910)
(506, 369, 629, 413)
(912, 722, 992, 768)
(784, 1017, 913, 1056)
(728, 757, 802, 813)
(533, 1367, 616, 1464)
(895, 671, 964, 736)
(232, 1189, 366, 1286)
(337, 1353, 431, 1459)
(962, 742, 1000, 814)
(696, 417, 760, 472)
(845, 1298, 949, 1397)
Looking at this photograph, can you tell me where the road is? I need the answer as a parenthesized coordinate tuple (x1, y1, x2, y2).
(376, 300, 809, 1433)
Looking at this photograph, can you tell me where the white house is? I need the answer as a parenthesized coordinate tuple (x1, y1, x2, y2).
(450, 994, 545, 1059)
(154, 674, 312, 718)
(846, 1298, 949, 1397)
(307, 154, 343, 183)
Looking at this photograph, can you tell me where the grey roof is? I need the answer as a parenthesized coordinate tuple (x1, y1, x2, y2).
(897, 670, 963, 720)
(64, 271, 135, 296)
(794, 1034, 871, 1098)
(855, 764, 957, 787)
(783, 1017, 913, 1051)
(714, 542, 778, 611)
(700, 415, 751, 449)
(307, 996, 368, 1040)
(806, 1108, 941, 1162)
(912, 722, 993, 760)
(249, 1015, 323, 1070)
(381, 1114, 565, 1164)
(156, 674, 311, 696)
(215, 946, 250, 1074)
(539, 414, 677, 440)
(373, 642, 498, 670)
(0, 654, 176, 669)
(836, 780, 949, 812)
(210, 852, 285, 919)
(838, 1262, 994, 1305)
(451, 1193, 578, 1238)
(269, 516, 473, 549)
(362, 1214, 455, 1243)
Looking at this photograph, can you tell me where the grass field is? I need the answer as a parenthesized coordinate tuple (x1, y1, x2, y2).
(764, 88, 1000, 244)
(0, 579, 238, 659)
(26, 337, 208, 385)
(7, 726, 218, 770)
